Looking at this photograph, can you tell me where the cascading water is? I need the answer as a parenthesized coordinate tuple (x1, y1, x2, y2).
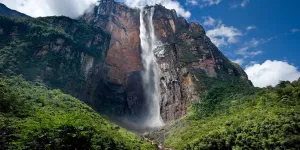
(139, 7, 164, 127)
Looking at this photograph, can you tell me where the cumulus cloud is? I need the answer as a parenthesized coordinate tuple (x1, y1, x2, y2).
(203, 17, 242, 47)
(121, 0, 191, 18)
(245, 60, 300, 87)
(0, 0, 97, 18)
(1, 0, 191, 19)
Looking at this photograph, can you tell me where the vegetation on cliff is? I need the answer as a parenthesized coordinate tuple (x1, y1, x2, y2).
(0, 15, 110, 96)
(149, 79, 300, 150)
(0, 76, 154, 150)
(1, 3, 299, 150)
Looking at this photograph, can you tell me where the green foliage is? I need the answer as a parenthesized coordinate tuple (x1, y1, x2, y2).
(0, 77, 154, 150)
(192, 70, 251, 94)
(162, 79, 300, 150)
(190, 83, 256, 119)
(0, 16, 110, 95)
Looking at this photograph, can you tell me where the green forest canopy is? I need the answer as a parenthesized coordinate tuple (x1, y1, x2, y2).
(0, 76, 154, 150)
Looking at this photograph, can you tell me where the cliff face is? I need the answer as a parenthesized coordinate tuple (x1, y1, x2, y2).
(81, 1, 148, 123)
(0, 15, 110, 108)
(150, 5, 251, 121)
(81, 0, 251, 122)
(0, 1, 251, 126)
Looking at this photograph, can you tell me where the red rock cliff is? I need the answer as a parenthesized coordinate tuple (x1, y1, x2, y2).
(81, 0, 251, 123)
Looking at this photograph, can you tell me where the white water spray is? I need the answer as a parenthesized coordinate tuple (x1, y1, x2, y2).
(139, 7, 164, 127)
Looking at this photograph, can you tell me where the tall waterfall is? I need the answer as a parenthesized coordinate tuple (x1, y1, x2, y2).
(139, 7, 164, 127)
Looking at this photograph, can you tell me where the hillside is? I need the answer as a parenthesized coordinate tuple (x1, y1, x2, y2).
(0, 14, 111, 108)
(0, 76, 154, 149)
(147, 79, 300, 149)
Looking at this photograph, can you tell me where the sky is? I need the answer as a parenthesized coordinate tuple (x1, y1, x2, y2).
(0, 0, 299, 87)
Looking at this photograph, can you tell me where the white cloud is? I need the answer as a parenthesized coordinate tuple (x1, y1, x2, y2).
(186, 0, 222, 7)
(206, 20, 243, 47)
(241, 0, 250, 7)
(237, 48, 262, 58)
(122, 0, 191, 18)
(199, 0, 222, 7)
(236, 47, 249, 55)
(236, 38, 263, 58)
(203, 17, 242, 47)
(0, 0, 191, 19)
(248, 61, 257, 65)
(247, 38, 260, 47)
(248, 50, 262, 56)
(0, 0, 97, 18)
(245, 60, 300, 87)
(261, 36, 278, 44)
(236, 36, 277, 56)
(231, 0, 250, 8)
(202, 16, 217, 27)
(291, 28, 299, 33)
(232, 58, 244, 66)
(246, 25, 256, 31)
(186, 0, 198, 5)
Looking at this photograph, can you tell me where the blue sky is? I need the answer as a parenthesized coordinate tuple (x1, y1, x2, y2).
(1, 0, 300, 87)
(178, 0, 300, 87)
(183, 0, 300, 68)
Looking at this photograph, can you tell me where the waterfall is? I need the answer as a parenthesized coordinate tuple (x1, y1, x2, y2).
(139, 7, 164, 127)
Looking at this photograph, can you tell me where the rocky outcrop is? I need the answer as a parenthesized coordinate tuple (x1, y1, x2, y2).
(0, 15, 110, 110)
(81, 1, 251, 123)
(82, 0, 149, 124)
(83, 0, 142, 84)
(0, 1, 251, 127)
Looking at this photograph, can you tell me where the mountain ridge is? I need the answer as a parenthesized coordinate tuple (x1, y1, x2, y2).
(0, 3, 29, 18)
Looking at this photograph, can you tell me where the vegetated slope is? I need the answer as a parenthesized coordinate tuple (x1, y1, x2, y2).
(0, 15, 111, 106)
(0, 76, 154, 150)
(148, 80, 300, 149)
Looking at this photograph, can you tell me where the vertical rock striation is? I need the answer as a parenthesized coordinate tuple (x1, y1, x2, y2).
(82, 0, 149, 126)
(81, 0, 251, 124)
(0, 0, 252, 129)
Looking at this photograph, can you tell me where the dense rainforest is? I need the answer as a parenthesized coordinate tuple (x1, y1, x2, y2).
(1, 76, 299, 149)
(0, 1, 300, 150)
(148, 79, 300, 149)
(0, 76, 154, 150)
